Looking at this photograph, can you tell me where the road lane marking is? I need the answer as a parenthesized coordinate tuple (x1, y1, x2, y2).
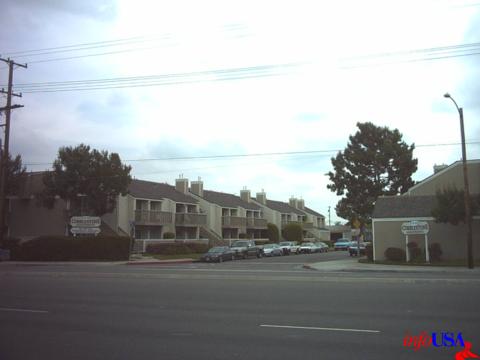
(260, 324, 380, 333)
(0, 307, 48, 314)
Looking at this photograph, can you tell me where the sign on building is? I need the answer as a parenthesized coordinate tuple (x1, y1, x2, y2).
(401, 220, 430, 235)
(70, 216, 101, 236)
(400, 220, 430, 262)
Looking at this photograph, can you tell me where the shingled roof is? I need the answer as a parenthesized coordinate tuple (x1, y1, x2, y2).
(129, 179, 198, 204)
(372, 195, 438, 218)
(265, 199, 305, 215)
(303, 206, 324, 218)
(200, 190, 261, 210)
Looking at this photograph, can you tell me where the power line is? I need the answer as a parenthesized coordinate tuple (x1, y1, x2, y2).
(22, 140, 480, 167)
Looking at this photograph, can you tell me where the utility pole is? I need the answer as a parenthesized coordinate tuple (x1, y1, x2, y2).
(328, 206, 331, 226)
(0, 57, 27, 244)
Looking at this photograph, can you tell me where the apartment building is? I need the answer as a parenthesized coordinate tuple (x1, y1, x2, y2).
(105, 178, 207, 241)
(250, 191, 328, 241)
(188, 179, 268, 242)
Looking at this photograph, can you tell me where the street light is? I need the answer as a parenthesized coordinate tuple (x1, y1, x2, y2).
(443, 93, 473, 269)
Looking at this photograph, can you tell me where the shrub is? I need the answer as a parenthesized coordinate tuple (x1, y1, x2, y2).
(429, 242, 443, 262)
(163, 232, 175, 239)
(0, 237, 21, 260)
(185, 242, 209, 254)
(384, 247, 406, 262)
(266, 223, 279, 243)
(365, 243, 373, 262)
(18, 236, 131, 261)
(145, 242, 208, 255)
(282, 223, 303, 243)
(407, 242, 423, 262)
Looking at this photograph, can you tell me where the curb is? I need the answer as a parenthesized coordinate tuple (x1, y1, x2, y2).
(125, 259, 194, 266)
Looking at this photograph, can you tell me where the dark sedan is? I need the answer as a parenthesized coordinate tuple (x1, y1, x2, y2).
(200, 246, 235, 263)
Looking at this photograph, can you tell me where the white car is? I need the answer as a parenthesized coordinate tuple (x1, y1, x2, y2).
(279, 241, 299, 255)
(262, 243, 284, 256)
(299, 242, 316, 254)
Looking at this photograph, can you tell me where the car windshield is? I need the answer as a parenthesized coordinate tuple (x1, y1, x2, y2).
(279, 242, 290, 246)
(264, 244, 276, 249)
(208, 247, 225, 253)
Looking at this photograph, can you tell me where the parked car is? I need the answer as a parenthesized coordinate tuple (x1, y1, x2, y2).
(348, 243, 366, 256)
(314, 242, 329, 253)
(334, 239, 351, 251)
(200, 246, 235, 263)
(262, 243, 284, 257)
(230, 240, 262, 259)
(299, 242, 316, 254)
(279, 241, 298, 255)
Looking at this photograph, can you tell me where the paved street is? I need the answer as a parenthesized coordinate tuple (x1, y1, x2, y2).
(1, 256, 479, 360)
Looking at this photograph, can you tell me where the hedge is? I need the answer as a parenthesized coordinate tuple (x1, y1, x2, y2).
(0, 237, 21, 259)
(429, 243, 443, 262)
(17, 236, 131, 261)
(365, 243, 373, 262)
(267, 223, 280, 243)
(146, 242, 209, 255)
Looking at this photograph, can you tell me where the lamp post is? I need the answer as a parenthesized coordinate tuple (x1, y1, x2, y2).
(444, 93, 473, 269)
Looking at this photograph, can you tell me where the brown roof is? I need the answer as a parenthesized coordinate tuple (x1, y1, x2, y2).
(129, 179, 198, 204)
(265, 199, 305, 215)
(200, 190, 261, 210)
(372, 195, 438, 218)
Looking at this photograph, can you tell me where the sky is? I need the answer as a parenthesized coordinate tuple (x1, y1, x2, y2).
(1, 0, 479, 224)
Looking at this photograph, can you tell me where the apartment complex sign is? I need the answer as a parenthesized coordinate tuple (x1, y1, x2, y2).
(401, 221, 429, 235)
(70, 216, 101, 235)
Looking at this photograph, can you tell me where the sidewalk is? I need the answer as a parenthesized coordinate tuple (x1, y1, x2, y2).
(304, 259, 480, 274)
(125, 256, 195, 266)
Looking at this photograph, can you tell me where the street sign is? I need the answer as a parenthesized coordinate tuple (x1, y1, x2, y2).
(70, 227, 101, 235)
(70, 216, 101, 228)
(401, 220, 430, 235)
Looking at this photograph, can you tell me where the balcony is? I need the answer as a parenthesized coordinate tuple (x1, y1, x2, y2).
(134, 210, 172, 225)
(222, 216, 247, 228)
(175, 212, 207, 226)
(246, 218, 267, 228)
(281, 220, 314, 229)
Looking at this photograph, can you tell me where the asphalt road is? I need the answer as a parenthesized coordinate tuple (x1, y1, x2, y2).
(1, 256, 479, 360)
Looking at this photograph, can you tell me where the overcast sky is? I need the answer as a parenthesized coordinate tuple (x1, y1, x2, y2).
(1, 0, 479, 223)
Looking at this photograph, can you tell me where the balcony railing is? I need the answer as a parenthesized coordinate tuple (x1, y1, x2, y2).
(175, 212, 207, 226)
(134, 210, 172, 225)
(246, 218, 267, 228)
(222, 216, 247, 228)
(282, 220, 314, 228)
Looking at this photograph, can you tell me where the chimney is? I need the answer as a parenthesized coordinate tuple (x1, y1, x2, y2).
(256, 189, 266, 205)
(289, 196, 298, 209)
(433, 164, 448, 174)
(191, 177, 204, 197)
(298, 198, 305, 210)
(240, 186, 251, 203)
(175, 174, 188, 194)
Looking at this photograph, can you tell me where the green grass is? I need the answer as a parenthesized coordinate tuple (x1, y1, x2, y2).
(358, 258, 480, 267)
(147, 253, 203, 261)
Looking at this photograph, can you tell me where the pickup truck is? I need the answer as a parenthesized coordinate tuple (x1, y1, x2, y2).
(230, 240, 263, 259)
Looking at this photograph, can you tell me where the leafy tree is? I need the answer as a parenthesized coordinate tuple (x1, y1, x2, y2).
(282, 223, 303, 242)
(266, 223, 279, 243)
(431, 187, 479, 225)
(42, 144, 132, 216)
(327, 122, 417, 227)
(1, 152, 27, 196)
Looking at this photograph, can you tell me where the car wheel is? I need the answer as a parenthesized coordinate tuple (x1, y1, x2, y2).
(219, 256, 223, 263)
(231, 255, 235, 261)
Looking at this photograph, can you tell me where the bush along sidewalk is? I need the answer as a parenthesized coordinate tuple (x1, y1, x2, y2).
(8, 236, 131, 261)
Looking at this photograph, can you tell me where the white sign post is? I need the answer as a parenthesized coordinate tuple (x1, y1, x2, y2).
(401, 220, 430, 263)
(70, 216, 101, 236)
